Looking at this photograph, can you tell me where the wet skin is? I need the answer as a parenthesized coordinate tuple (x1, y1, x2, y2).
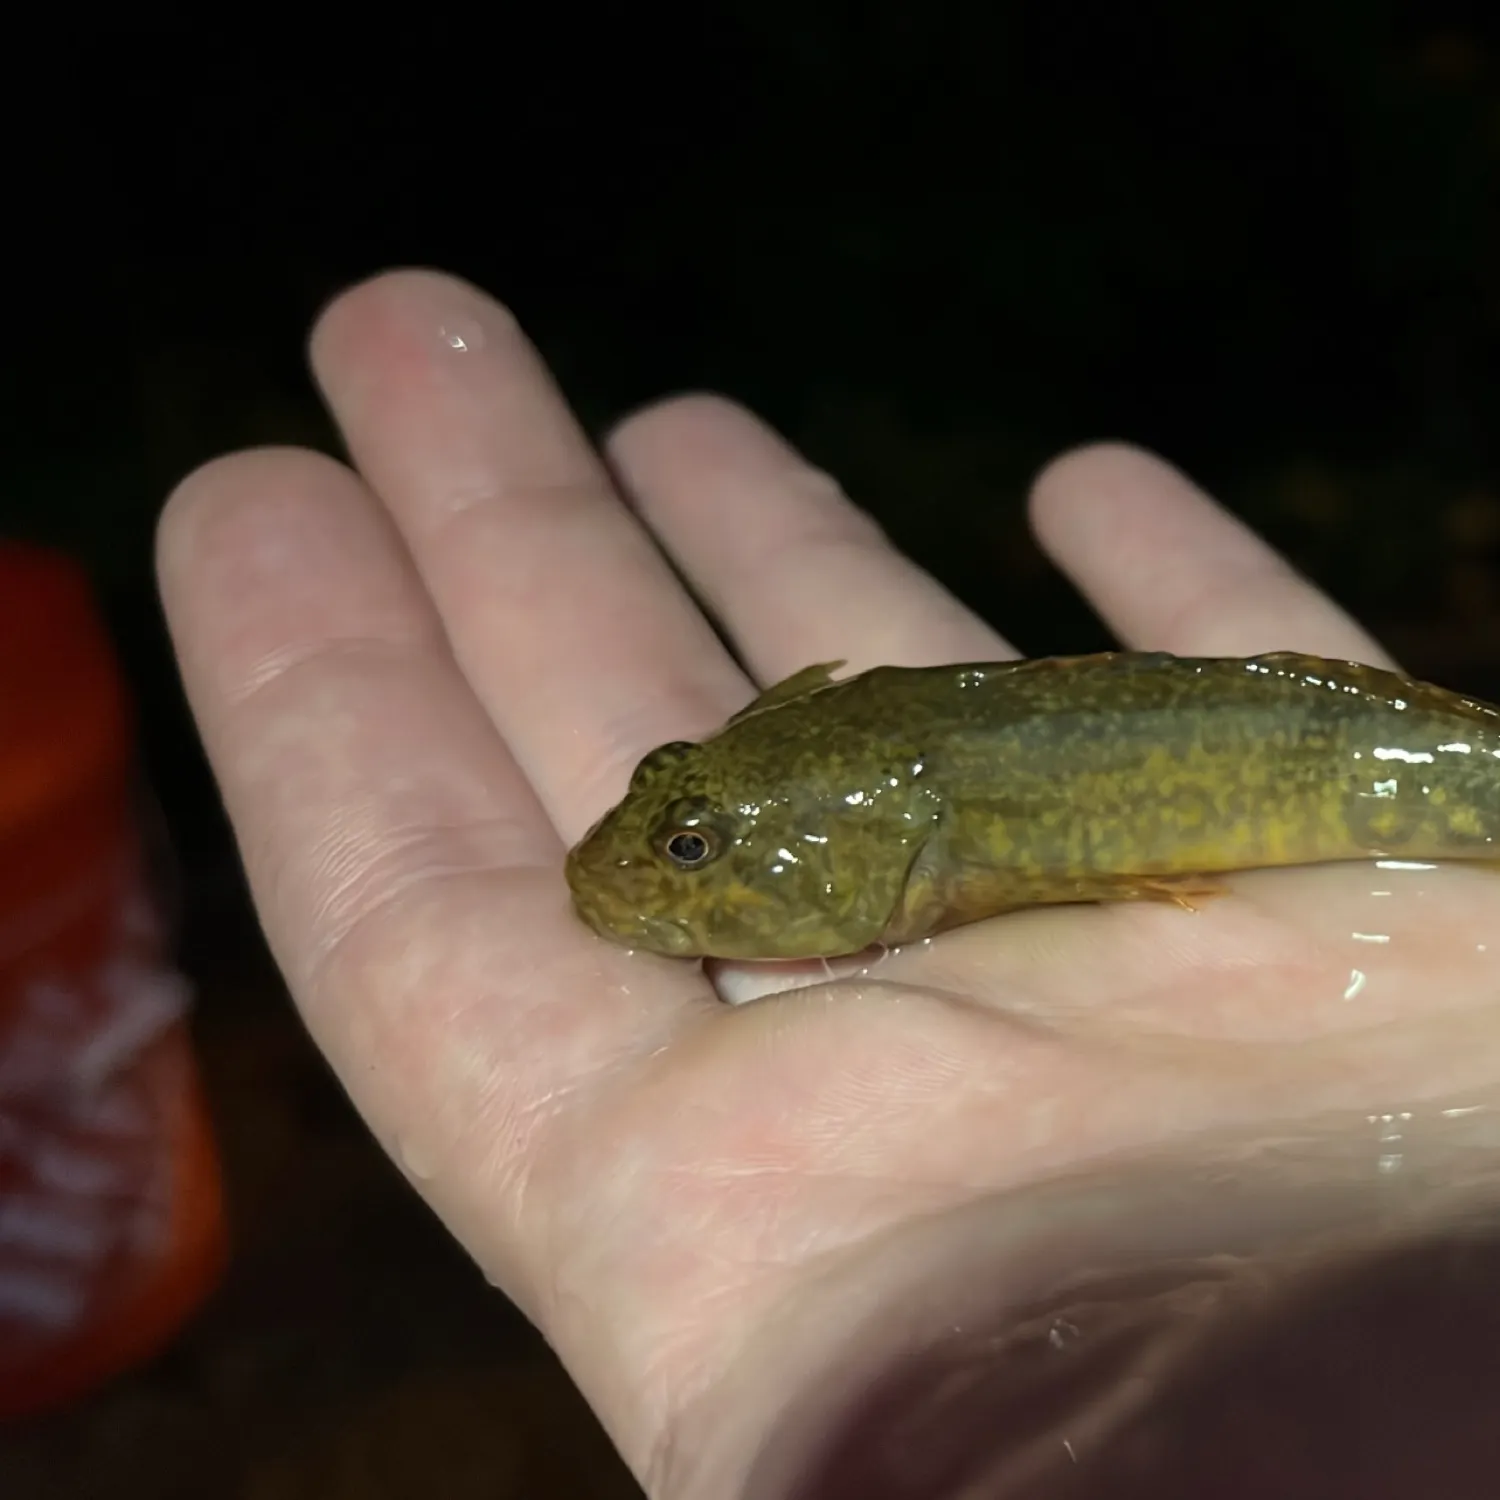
(568, 651, 1500, 960)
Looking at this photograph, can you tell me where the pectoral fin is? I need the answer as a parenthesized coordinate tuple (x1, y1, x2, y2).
(884, 860, 1231, 944)
(1115, 873, 1230, 912)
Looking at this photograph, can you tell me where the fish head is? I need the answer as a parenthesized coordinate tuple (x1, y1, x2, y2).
(565, 732, 939, 961)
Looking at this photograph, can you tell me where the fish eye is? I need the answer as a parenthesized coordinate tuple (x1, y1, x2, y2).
(661, 828, 718, 869)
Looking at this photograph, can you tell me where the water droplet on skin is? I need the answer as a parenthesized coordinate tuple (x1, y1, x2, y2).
(1049, 1317, 1082, 1350)
(436, 315, 486, 353)
(1366, 1109, 1413, 1175)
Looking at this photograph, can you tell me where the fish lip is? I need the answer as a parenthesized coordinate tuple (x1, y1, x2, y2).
(564, 841, 702, 956)
(571, 887, 698, 958)
(633, 914, 700, 958)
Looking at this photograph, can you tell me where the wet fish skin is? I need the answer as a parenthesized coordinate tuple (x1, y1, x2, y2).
(564, 652, 1500, 960)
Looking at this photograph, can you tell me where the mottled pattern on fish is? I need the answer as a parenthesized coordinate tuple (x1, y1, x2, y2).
(564, 652, 1500, 960)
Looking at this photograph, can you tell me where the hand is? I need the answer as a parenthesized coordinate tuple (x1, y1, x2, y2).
(158, 270, 1500, 1497)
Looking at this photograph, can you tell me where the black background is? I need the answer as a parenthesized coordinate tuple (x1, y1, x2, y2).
(7, 7, 1500, 860)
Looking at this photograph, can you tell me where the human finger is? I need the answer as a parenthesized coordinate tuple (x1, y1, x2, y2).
(608, 394, 1014, 681)
(310, 272, 752, 837)
(157, 448, 716, 1263)
(1029, 443, 1397, 667)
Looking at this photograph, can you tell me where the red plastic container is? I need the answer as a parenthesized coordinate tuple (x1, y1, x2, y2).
(0, 542, 226, 1419)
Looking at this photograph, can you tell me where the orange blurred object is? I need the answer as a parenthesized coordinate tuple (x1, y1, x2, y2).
(0, 541, 227, 1420)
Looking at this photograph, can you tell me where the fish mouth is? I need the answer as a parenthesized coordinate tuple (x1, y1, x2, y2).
(630, 914, 700, 958)
(564, 859, 701, 958)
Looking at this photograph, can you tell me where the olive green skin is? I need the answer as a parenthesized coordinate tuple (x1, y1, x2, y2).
(564, 651, 1500, 961)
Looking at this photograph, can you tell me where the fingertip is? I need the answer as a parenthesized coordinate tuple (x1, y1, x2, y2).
(160, 446, 318, 568)
(156, 447, 366, 637)
(1027, 441, 1188, 546)
(606, 391, 779, 476)
(1024, 439, 1396, 666)
(307, 267, 523, 377)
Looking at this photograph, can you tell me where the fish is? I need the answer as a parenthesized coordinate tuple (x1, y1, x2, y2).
(563, 651, 1500, 960)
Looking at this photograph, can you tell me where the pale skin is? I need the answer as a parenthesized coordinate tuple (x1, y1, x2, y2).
(158, 270, 1500, 1496)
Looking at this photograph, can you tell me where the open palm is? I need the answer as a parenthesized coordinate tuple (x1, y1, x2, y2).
(159, 271, 1500, 1498)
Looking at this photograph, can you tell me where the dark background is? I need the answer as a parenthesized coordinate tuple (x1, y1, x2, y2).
(2, 7, 1498, 1495)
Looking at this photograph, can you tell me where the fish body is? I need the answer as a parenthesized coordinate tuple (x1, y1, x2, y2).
(564, 651, 1500, 960)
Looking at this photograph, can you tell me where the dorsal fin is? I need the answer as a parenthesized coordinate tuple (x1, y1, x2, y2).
(724, 660, 847, 726)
